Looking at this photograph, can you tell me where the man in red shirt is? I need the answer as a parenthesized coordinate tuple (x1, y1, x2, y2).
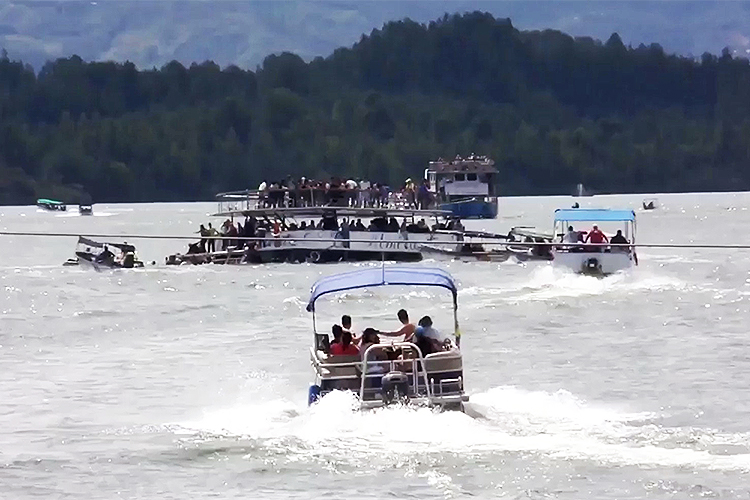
(585, 225, 608, 250)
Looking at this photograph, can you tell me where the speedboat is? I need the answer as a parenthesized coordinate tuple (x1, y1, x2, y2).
(37, 198, 66, 211)
(67, 236, 144, 270)
(307, 266, 468, 411)
(551, 208, 637, 276)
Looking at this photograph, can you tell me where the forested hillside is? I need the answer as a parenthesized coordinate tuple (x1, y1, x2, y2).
(1, 12, 749, 204)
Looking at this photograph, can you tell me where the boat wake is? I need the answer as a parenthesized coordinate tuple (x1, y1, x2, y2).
(168, 385, 750, 473)
(462, 266, 687, 304)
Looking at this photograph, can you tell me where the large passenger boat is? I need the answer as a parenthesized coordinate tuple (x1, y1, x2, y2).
(307, 266, 468, 410)
(552, 208, 637, 275)
(165, 206, 465, 265)
(424, 155, 498, 219)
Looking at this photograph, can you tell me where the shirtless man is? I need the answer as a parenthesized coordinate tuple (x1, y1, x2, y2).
(381, 309, 416, 342)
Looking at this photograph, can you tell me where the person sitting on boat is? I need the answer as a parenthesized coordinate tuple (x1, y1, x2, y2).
(330, 324, 343, 346)
(96, 245, 115, 265)
(610, 229, 629, 251)
(330, 329, 359, 356)
(354, 219, 366, 231)
(380, 309, 416, 342)
(359, 328, 388, 373)
(414, 316, 450, 355)
(341, 315, 354, 338)
(584, 225, 608, 251)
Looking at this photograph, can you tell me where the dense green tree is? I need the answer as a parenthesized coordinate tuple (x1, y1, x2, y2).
(1, 12, 750, 204)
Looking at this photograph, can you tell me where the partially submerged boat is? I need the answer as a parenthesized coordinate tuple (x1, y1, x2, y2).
(165, 206, 465, 265)
(37, 198, 66, 211)
(65, 236, 144, 270)
(552, 208, 637, 276)
(307, 266, 468, 411)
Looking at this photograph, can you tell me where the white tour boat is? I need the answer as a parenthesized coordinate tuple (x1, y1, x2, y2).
(552, 208, 637, 275)
(306, 266, 468, 411)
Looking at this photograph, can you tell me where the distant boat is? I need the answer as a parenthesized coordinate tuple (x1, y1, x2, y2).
(573, 183, 593, 197)
(642, 198, 658, 210)
(37, 198, 67, 211)
(79, 193, 93, 215)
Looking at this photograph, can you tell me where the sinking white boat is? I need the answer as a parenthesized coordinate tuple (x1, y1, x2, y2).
(552, 208, 637, 276)
(306, 266, 468, 411)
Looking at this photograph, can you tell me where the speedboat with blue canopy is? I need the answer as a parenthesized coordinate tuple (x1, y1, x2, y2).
(307, 266, 467, 411)
(552, 208, 637, 275)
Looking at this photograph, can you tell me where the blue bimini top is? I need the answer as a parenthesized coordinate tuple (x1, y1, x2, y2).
(306, 266, 457, 312)
(554, 208, 635, 222)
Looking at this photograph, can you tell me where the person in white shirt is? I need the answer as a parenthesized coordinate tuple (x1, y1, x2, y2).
(563, 226, 578, 243)
(359, 179, 370, 207)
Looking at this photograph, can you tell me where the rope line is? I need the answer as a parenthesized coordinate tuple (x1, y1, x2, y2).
(0, 230, 745, 248)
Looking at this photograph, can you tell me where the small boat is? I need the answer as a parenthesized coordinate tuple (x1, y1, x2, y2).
(642, 198, 658, 210)
(551, 208, 637, 276)
(37, 198, 66, 211)
(67, 236, 144, 270)
(78, 193, 94, 215)
(307, 266, 468, 411)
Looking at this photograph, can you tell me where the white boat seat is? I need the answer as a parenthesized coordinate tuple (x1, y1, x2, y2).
(319, 354, 361, 378)
(423, 351, 463, 373)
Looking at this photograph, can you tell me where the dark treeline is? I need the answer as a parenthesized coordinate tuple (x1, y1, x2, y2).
(1, 12, 750, 205)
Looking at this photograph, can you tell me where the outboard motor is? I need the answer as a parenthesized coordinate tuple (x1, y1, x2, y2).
(381, 371, 409, 405)
(583, 257, 601, 274)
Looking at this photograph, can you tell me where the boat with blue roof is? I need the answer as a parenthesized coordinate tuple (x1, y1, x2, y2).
(307, 266, 468, 411)
(552, 208, 638, 275)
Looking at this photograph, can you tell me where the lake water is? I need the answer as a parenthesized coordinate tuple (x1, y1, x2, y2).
(2, 192, 750, 499)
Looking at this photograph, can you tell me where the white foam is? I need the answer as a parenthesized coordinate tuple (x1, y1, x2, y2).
(171, 385, 750, 472)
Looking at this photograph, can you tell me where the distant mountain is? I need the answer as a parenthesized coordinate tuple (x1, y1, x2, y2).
(1, 1, 749, 70)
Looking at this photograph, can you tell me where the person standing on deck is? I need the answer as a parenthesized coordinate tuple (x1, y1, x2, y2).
(207, 223, 219, 253)
(585, 225, 608, 251)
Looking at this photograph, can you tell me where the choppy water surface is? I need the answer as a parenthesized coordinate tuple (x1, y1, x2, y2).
(2, 193, 750, 499)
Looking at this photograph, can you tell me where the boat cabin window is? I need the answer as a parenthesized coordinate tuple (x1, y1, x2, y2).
(466, 173, 477, 181)
(454, 173, 465, 181)
(479, 174, 491, 183)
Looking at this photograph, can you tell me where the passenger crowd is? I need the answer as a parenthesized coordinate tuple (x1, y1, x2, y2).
(189, 215, 464, 255)
(256, 176, 436, 210)
(323, 309, 454, 367)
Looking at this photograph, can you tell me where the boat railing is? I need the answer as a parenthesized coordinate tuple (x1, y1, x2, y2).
(359, 342, 431, 402)
(309, 343, 439, 401)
